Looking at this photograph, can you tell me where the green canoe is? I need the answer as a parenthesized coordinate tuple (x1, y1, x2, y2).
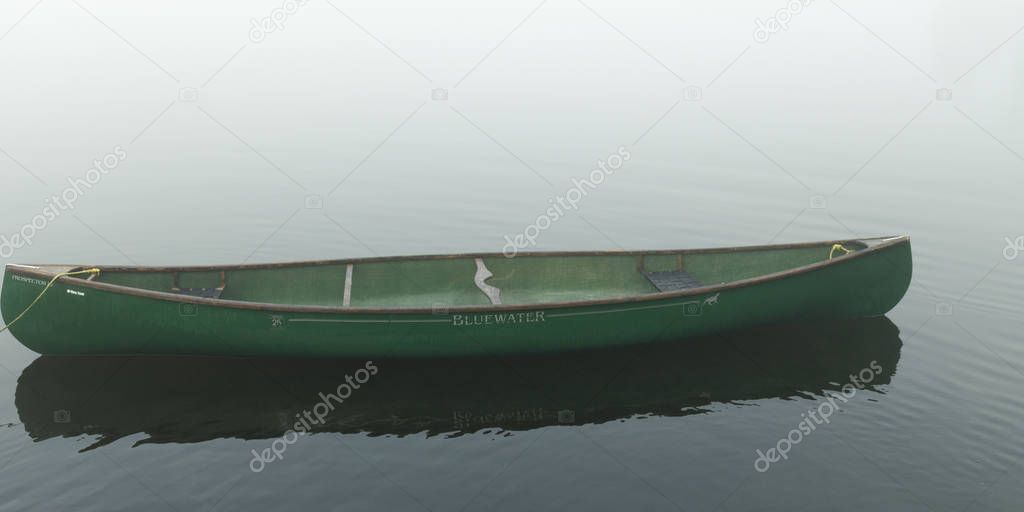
(0, 236, 911, 357)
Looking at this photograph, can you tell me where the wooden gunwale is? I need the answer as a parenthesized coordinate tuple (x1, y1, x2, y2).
(3, 236, 909, 315)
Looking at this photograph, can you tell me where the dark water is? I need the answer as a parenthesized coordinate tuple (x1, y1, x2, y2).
(2, 0, 1024, 510)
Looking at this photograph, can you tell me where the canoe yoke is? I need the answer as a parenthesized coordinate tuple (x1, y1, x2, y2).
(171, 271, 226, 299)
(474, 258, 502, 305)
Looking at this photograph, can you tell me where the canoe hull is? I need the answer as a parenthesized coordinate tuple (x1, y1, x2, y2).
(1, 239, 911, 357)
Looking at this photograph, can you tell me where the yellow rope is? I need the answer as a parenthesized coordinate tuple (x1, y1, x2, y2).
(0, 268, 101, 334)
(828, 244, 853, 260)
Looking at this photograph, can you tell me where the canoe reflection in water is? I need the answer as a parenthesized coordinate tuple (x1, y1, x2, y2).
(16, 318, 902, 450)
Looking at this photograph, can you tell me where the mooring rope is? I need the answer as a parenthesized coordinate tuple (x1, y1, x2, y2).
(828, 244, 853, 260)
(0, 268, 101, 334)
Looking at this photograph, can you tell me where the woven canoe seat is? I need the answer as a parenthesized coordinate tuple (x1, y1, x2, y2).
(642, 270, 702, 292)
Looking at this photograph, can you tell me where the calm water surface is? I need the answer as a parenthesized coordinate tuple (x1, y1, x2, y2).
(1, 0, 1023, 510)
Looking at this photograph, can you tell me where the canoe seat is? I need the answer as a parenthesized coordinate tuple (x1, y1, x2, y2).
(171, 271, 225, 299)
(642, 270, 702, 292)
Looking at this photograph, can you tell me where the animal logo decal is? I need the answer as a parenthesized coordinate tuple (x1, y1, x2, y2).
(703, 293, 720, 306)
